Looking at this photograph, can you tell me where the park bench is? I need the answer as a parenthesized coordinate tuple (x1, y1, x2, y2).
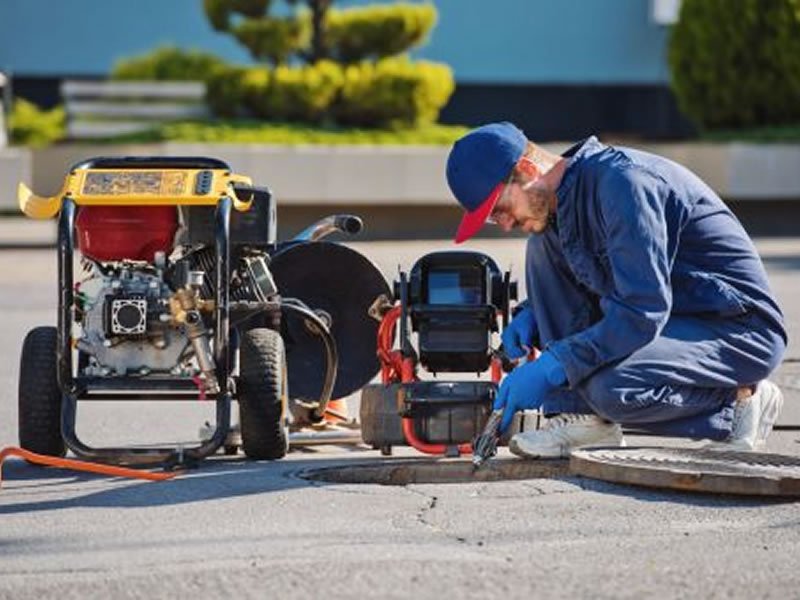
(60, 79, 208, 140)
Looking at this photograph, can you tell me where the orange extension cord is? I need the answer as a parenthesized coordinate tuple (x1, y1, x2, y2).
(0, 446, 178, 488)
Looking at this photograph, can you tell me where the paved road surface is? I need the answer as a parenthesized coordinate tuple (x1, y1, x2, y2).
(1, 237, 799, 599)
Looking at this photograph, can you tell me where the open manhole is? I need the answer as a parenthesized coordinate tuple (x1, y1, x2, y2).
(571, 447, 800, 497)
(300, 457, 569, 485)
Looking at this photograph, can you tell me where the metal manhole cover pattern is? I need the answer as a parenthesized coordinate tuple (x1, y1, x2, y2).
(301, 457, 569, 486)
(570, 447, 800, 496)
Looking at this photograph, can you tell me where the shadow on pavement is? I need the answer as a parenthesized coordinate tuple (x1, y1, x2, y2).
(0, 454, 395, 514)
(2, 451, 795, 514)
(566, 474, 798, 506)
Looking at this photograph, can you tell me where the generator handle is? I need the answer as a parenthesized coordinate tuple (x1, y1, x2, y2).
(292, 214, 363, 242)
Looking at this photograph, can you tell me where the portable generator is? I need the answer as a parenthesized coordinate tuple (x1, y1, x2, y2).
(360, 250, 517, 457)
(16, 156, 390, 468)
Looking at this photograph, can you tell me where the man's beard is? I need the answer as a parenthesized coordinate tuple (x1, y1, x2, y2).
(523, 187, 554, 233)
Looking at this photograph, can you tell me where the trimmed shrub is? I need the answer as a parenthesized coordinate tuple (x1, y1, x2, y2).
(205, 65, 249, 118)
(240, 67, 271, 117)
(249, 61, 344, 122)
(232, 16, 310, 64)
(668, 0, 800, 129)
(326, 3, 437, 63)
(333, 57, 454, 128)
(209, 62, 343, 123)
(9, 99, 65, 147)
(111, 46, 227, 81)
(204, 0, 272, 31)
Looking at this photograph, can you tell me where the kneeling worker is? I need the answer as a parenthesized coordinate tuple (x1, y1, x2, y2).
(446, 122, 787, 458)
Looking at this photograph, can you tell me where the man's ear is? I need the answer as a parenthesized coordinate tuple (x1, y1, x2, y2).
(516, 156, 540, 179)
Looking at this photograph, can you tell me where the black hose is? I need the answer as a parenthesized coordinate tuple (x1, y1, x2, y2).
(280, 298, 338, 421)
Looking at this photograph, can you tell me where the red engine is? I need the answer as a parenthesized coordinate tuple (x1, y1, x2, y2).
(75, 206, 179, 262)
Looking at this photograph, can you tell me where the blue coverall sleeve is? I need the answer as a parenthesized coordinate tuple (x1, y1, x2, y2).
(547, 167, 674, 385)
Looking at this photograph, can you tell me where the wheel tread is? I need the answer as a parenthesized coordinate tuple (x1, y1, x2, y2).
(18, 326, 65, 457)
(238, 328, 289, 460)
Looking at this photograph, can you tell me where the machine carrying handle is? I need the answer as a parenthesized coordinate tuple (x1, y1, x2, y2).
(18, 182, 61, 219)
(292, 214, 364, 242)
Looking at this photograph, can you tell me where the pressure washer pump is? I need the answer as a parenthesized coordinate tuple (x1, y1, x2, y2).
(360, 251, 517, 457)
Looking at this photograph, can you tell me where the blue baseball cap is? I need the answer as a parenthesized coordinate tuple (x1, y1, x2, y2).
(446, 122, 527, 243)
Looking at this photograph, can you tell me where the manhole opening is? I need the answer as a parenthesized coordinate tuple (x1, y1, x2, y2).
(299, 457, 569, 485)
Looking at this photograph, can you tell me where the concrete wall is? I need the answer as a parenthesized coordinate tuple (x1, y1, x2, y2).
(3, 140, 798, 238)
(0, 146, 31, 211)
(22, 141, 800, 203)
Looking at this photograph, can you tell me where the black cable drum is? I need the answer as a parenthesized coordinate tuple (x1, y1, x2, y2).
(269, 242, 391, 401)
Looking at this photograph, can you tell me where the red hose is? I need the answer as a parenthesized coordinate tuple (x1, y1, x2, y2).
(0, 446, 178, 488)
(401, 418, 472, 456)
(377, 306, 405, 384)
(376, 305, 471, 456)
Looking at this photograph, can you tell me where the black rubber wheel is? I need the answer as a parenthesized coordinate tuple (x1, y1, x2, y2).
(238, 328, 289, 460)
(18, 326, 66, 457)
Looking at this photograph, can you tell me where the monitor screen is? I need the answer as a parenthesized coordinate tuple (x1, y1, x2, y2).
(427, 269, 483, 305)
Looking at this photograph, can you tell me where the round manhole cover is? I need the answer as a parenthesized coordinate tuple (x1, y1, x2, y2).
(301, 457, 569, 485)
(570, 447, 800, 496)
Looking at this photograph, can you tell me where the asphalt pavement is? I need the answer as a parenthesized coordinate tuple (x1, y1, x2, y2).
(1, 228, 799, 599)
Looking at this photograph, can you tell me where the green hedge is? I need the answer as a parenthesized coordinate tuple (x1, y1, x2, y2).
(205, 65, 249, 118)
(111, 46, 227, 81)
(208, 63, 341, 122)
(203, 0, 271, 31)
(232, 17, 309, 64)
(9, 99, 65, 147)
(255, 61, 343, 122)
(669, 0, 800, 129)
(326, 3, 437, 63)
(206, 58, 454, 128)
(333, 57, 454, 128)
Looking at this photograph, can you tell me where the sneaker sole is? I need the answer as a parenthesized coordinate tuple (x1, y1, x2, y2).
(508, 435, 625, 459)
(755, 381, 784, 450)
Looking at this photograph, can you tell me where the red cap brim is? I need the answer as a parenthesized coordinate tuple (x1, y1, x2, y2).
(454, 182, 503, 244)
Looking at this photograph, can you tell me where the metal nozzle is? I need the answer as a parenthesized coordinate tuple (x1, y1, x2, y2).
(472, 409, 504, 470)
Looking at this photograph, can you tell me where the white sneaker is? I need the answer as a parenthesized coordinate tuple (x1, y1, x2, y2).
(508, 413, 625, 459)
(707, 380, 784, 451)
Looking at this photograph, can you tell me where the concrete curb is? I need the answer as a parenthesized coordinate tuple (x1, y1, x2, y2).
(2, 140, 798, 210)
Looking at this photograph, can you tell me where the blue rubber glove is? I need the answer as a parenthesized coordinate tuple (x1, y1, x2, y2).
(495, 351, 567, 433)
(501, 304, 538, 360)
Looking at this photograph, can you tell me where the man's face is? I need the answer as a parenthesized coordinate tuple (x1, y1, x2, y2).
(489, 175, 554, 234)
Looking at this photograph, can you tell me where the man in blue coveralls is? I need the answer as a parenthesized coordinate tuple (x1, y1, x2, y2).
(446, 122, 787, 458)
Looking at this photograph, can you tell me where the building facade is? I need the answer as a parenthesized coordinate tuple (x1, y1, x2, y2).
(0, 0, 692, 140)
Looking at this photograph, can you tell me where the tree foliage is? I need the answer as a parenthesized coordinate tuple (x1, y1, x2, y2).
(668, 0, 800, 129)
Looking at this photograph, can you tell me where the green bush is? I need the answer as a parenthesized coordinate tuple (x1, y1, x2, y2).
(239, 67, 271, 117)
(204, 0, 271, 31)
(205, 65, 249, 118)
(232, 16, 309, 64)
(111, 46, 228, 81)
(668, 0, 800, 130)
(208, 62, 344, 123)
(334, 57, 454, 128)
(257, 60, 344, 122)
(326, 3, 437, 63)
(124, 120, 469, 145)
(9, 99, 65, 147)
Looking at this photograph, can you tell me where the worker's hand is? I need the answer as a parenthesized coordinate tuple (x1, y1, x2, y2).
(501, 305, 538, 360)
(495, 351, 566, 433)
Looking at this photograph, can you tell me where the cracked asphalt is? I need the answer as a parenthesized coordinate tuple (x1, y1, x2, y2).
(1, 237, 799, 599)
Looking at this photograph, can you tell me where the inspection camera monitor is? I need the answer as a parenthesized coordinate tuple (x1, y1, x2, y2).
(404, 251, 515, 373)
